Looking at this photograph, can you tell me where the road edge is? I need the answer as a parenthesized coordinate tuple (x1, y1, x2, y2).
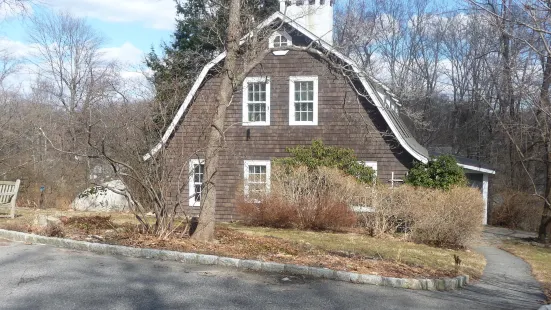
(0, 228, 469, 291)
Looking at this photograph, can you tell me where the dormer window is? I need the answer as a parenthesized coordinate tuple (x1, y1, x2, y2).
(273, 35, 289, 48)
(269, 31, 292, 56)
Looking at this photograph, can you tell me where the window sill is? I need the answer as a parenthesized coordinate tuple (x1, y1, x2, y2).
(242, 122, 270, 126)
(289, 122, 318, 126)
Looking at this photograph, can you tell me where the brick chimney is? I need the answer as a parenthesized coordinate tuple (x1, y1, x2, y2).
(279, 0, 334, 45)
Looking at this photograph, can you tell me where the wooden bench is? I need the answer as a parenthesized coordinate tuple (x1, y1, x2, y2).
(0, 180, 20, 219)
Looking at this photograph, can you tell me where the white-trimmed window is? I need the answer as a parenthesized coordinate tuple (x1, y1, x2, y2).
(189, 159, 204, 207)
(363, 161, 378, 177)
(243, 77, 270, 126)
(289, 76, 318, 125)
(269, 31, 292, 55)
(244, 160, 271, 199)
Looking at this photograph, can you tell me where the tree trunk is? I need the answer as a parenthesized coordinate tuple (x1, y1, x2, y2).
(539, 147, 551, 243)
(538, 54, 551, 243)
(191, 0, 242, 241)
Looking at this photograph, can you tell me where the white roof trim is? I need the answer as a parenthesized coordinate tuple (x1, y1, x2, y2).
(143, 12, 495, 175)
(459, 164, 496, 175)
(143, 52, 227, 161)
(143, 13, 283, 161)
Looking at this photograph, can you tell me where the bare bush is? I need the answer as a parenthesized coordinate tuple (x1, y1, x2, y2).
(404, 186, 484, 248)
(361, 186, 484, 248)
(357, 185, 414, 237)
(490, 191, 542, 232)
(237, 166, 360, 231)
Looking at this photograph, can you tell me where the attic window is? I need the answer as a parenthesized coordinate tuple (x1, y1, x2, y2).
(269, 31, 292, 55)
(273, 35, 288, 48)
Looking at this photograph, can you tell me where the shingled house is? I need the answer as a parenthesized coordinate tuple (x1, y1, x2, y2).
(146, 0, 496, 223)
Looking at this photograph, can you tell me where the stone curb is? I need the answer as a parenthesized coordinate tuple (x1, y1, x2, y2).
(0, 229, 469, 291)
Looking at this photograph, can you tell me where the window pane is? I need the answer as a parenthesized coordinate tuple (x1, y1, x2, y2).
(192, 163, 204, 203)
(246, 81, 267, 123)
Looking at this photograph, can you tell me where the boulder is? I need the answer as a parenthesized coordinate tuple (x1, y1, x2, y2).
(33, 214, 61, 229)
(71, 180, 130, 212)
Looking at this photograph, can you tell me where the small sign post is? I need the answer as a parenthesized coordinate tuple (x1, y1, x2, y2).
(39, 186, 45, 209)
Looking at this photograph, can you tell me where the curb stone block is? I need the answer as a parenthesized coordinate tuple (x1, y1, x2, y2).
(182, 253, 198, 264)
(456, 276, 465, 287)
(406, 279, 422, 290)
(262, 262, 284, 273)
(444, 278, 457, 290)
(335, 271, 354, 282)
(219, 257, 240, 268)
(159, 250, 180, 261)
(240, 260, 262, 270)
(141, 248, 161, 259)
(426, 279, 436, 291)
(337, 271, 360, 283)
(436, 279, 446, 291)
(358, 274, 383, 286)
(308, 267, 335, 279)
(464, 275, 470, 284)
(285, 264, 309, 275)
(197, 254, 218, 265)
(89, 243, 107, 254)
(349, 272, 360, 283)
(383, 277, 404, 288)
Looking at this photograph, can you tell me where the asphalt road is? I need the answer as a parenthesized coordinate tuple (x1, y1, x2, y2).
(0, 239, 545, 310)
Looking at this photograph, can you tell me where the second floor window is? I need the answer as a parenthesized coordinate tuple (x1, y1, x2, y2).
(289, 76, 318, 125)
(243, 77, 270, 126)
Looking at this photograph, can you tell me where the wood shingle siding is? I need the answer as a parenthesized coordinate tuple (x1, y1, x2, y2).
(164, 50, 415, 221)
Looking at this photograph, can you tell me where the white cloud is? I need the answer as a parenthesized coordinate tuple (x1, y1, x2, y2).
(0, 37, 35, 58)
(42, 0, 176, 30)
(100, 42, 145, 66)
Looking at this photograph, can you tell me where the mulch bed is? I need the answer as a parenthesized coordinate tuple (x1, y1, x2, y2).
(52, 216, 459, 279)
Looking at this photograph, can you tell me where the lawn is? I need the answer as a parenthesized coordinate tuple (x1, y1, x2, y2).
(501, 241, 551, 302)
(0, 208, 486, 280)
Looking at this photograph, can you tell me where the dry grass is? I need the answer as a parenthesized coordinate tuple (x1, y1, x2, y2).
(501, 241, 551, 303)
(0, 207, 486, 280)
(224, 223, 485, 279)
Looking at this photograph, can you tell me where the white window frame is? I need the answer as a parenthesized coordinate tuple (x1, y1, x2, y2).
(289, 76, 319, 126)
(363, 161, 378, 177)
(243, 160, 271, 199)
(189, 159, 205, 207)
(269, 31, 292, 56)
(242, 77, 270, 126)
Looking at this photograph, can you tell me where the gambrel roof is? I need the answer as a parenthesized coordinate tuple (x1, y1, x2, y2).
(144, 12, 495, 175)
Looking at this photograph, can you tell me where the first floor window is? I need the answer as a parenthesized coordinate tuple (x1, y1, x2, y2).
(244, 160, 271, 199)
(289, 76, 318, 125)
(243, 77, 270, 126)
(189, 159, 204, 206)
(363, 161, 378, 177)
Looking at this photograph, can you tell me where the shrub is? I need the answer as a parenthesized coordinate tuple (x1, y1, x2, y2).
(275, 139, 375, 184)
(490, 190, 542, 232)
(405, 155, 467, 190)
(403, 186, 484, 248)
(359, 185, 483, 248)
(237, 165, 361, 231)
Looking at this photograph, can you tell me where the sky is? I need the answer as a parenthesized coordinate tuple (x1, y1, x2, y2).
(0, 0, 177, 89)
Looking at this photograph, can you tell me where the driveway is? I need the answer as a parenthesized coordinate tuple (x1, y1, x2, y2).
(0, 237, 546, 310)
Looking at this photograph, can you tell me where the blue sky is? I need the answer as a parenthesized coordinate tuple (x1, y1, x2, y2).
(0, 0, 177, 69)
